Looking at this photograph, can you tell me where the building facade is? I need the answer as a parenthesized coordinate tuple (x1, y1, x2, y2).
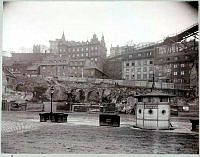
(155, 40, 198, 90)
(43, 32, 107, 78)
(2, 53, 49, 76)
(103, 58, 122, 80)
(122, 47, 159, 81)
(110, 45, 135, 57)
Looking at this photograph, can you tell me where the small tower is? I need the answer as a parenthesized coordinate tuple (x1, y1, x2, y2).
(91, 33, 98, 43)
(61, 31, 66, 41)
(101, 33, 105, 46)
(134, 91, 174, 130)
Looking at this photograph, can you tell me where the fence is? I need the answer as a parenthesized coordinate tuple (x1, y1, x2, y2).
(58, 76, 175, 90)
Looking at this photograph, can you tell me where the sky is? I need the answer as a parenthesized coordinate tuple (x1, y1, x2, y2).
(3, 1, 198, 55)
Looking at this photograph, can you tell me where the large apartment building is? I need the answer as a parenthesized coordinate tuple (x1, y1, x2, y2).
(122, 46, 160, 81)
(155, 40, 198, 90)
(40, 32, 107, 78)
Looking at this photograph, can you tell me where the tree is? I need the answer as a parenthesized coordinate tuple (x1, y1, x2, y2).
(33, 86, 48, 101)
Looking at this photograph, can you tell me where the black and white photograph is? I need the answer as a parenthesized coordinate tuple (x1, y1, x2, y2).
(1, 1, 199, 154)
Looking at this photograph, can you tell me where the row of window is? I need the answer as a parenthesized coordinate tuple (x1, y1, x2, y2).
(48, 53, 89, 60)
(52, 46, 98, 52)
(138, 109, 166, 115)
(128, 52, 152, 59)
(173, 63, 185, 68)
(158, 42, 196, 55)
(125, 73, 154, 80)
(42, 66, 84, 70)
(160, 56, 190, 62)
(125, 60, 153, 67)
(174, 71, 185, 76)
(70, 61, 84, 66)
(174, 78, 187, 83)
(125, 67, 153, 73)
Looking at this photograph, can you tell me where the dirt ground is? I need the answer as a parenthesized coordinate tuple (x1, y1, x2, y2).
(1, 111, 199, 154)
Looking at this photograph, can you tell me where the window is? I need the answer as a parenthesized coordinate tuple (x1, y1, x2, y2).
(181, 79, 185, 83)
(95, 46, 98, 50)
(126, 62, 129, 67)
(143, 74, 147, 79)
(162, 110, 166, 115)
(86, 47, 88, 51)
(132, 62, 135, 66)
(174, 72, 177, 76)
(148, 109, 153, 114)
(126, 69, 129, 71)
(174, 64, 177, 68)
(148, 98, 152, 102)
(132, 75, 135, 78)
(181, 71, 184, 75)
(42, 67, 45, 70)
(73, 48, 75, 52)
(174, 78, 178, 83)
(143, 67, 147, 72)
(149, 60, 153, 64)
(77, 54, 79, 57)
(138, 53, 141, 57)
(138, 98, 143, 102)
(137, 74, 141, 79)
(137, 60, 141, 66)
(174, 57, 178, 60)
(160, 98, 168, 102)
(149, 74, 153, 78)
(86, 53, 88, 56)
(181, 64, 185, 67)
(138, 109, 142, 114)
(137, 68, 141, 72)
(149, 67, 153, 71)
(94, 58, 97, 61)
(129, 55, 132, 58)
(143, 60, 147, 65)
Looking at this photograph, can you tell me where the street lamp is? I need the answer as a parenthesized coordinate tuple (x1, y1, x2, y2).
(50, 86, 55, 120)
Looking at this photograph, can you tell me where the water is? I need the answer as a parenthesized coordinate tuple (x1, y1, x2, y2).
(1, 111, 199, 154)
